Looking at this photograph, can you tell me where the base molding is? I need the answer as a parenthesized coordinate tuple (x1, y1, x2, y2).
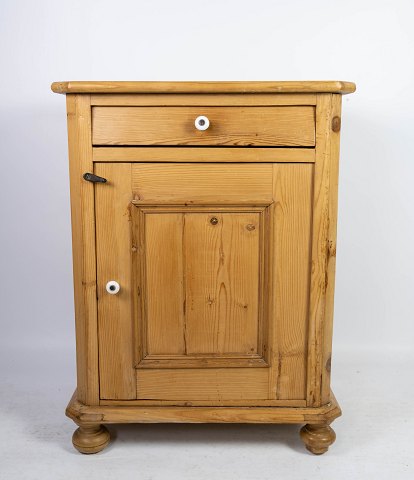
(66, 390, 341, 425)
(67, 390, 341, 425)
(66, 389, 341, 454)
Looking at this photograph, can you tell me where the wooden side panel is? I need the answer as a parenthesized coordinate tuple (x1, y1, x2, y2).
(144, 213, 186, 355)
(307, 94, 342, 406)
(322, 95, 342, 403)
(131, 163, 273, 204)
(95, 163, 136, 399)
(268, 164, 313, 400)
(66, 94, 99, 405)
(184, 212, 261, 355)
(92, 106, 315, 146)
(136, 369, 269, 400)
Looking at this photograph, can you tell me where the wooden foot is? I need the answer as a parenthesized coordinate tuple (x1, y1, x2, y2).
(72, 424, 110, 454)
(299, 424, 336, 455)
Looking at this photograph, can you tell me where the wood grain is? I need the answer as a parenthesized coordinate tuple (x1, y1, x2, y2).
(100, 398, 306, 407)
(95, 163, 136, 399)
(93, 147, 315, 164)
(184, 212, 261, 355)
(57, 83, 354, 454)
(90, 93, 317, 106)
(136, 369, 269, 400)
(268, 164, 313, 400)
(52, 80, 356, 94)
(94, 161, 314, 400)
(67, 388, 341, 424)
(131, 163, 273, 204)
(72, 424, 110, 454)
(300, 424, 336, 455)
(92, 106, 315, 146)
(143, 213, 186, 355)
(137, 355, 267, 369)
(322, 95, 342, 403)
(306, 94, 341, 406)
(136, 206, 267, 368)
(66, 94, 99, 405)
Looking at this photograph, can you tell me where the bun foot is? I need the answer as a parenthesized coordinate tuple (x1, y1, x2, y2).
(72, 424, 110, 454)
(299, 424, 336, 455)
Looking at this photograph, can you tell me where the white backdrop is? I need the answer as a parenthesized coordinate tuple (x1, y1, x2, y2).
(2, 2, 414, 478)
(1, 0, 413, 354)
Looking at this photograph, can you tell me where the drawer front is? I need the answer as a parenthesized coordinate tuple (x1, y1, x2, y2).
(92, 106, 315, 146)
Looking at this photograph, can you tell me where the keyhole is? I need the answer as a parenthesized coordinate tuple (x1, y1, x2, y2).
(198, 119, 205, 126)
(109, 285, 116, 291)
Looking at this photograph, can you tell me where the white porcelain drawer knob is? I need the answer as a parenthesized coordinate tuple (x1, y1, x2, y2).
(106, 280, 120, 295)
(195, 115, 210, 131)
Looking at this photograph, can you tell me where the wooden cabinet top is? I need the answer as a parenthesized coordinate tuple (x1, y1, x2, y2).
(51, 80, 356, 95)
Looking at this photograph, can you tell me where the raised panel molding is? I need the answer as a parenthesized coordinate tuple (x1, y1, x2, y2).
(132, 205, 270, 369)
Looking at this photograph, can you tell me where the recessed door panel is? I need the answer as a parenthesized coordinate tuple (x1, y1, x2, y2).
(144, 212, 186, 356)
(136, 208, 265, 366)
(184, 212, 261, 355)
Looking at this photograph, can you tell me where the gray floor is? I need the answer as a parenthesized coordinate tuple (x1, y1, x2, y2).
(1, 345, 413, 480)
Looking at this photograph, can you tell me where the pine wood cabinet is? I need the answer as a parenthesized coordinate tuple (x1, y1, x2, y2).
(52, 81, 355, 454)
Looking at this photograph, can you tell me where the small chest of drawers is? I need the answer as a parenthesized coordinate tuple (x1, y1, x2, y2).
(52, 80, 355, 454)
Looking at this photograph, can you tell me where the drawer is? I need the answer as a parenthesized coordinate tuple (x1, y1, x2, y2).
(92, 106, 315, 146)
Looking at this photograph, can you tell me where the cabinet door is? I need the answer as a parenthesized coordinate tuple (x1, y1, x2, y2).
(95, 162, 313, 403)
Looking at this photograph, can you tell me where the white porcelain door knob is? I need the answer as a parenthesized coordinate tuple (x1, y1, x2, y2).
(106, 280, 120, 295)
(195, 115, 210, 131)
